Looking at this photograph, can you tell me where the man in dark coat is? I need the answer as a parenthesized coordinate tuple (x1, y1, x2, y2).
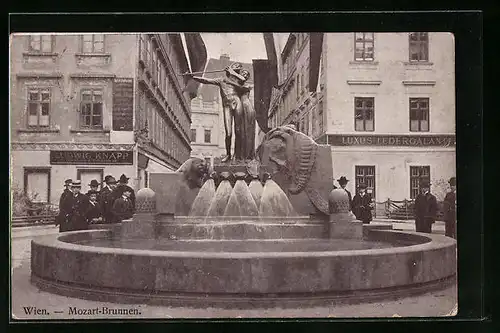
(443, 177, 457, 239)
(352, 183, 373, 224)
(86, 179, 101, 199)
(99, 175, 118, 224)
(59, 181, 90, 232)
(338, 176, 353, 212)
(414, 180, 438, 234)
(112, 187, 134, 222)
(56, 179, 73, 228)
(113, 174, 136, 213)
(86, 190, 103, 225)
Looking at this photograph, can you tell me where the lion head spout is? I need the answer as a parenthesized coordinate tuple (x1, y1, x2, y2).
(258, 126, 318, 194)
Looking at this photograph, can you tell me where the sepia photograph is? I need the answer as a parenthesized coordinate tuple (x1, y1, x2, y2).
(10, 31, 457, 319)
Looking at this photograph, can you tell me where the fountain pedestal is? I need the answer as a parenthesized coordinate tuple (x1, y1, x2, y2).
(121, 188, 158, 239)
(328, 188, 363, 239)
(329, 213, 363, 239)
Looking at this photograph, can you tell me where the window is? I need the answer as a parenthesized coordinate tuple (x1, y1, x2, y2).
(410, 166, 430, 199)
(29, 35, 54, 53)
(355, 166, 376, 199)
(27, 88, 50, 128)
(204, 129, 211, 143)
(301, 66, 305, 93)
(191, 129, 197, 142)
(354, 33, 374, 61)
(77, 169, 104, 194)
(354, 97, 374, 131)
(81, 34, 105, 53)
(409, 32, 429, 62)
(296, 75, 300, 100)
(409, 98, 430, 132)
(24, 168, 51, 203)
(140, 35, 149, 67)
(80, 89, 103, 129)
(152, 50, 158, 80)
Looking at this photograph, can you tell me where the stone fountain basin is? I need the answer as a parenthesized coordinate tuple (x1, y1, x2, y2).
(30, 228, 456, 307)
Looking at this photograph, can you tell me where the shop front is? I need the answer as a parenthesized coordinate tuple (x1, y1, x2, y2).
(11, 143, 136, 206)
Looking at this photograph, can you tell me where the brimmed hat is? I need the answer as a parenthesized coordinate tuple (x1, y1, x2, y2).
(89, 179, 100, 187)
(358, 183, 367, 189)
(106, 176, 117, 184)
(71, 180, 82, 188)
(448, 177, 456, 186)
(337, 176, 349, 185)
(103, 175, 112, 184)
(118, 174, 130, 183)
(64, 179, 73, 185)
(420, 179, 431, 188)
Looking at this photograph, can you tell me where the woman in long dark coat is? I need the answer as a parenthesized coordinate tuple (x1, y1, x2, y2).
(86, 190, 103, 225)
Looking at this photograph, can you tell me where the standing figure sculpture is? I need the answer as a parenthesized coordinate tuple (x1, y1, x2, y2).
(188, 63, 246, 162)
(235, 69, 256, 160)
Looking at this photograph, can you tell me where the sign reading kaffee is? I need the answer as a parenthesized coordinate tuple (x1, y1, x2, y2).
(50, 150, 134, 165)
(325, 134, 456, 147)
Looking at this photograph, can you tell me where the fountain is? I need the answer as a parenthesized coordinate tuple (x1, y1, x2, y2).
(30, 126, 456, 308)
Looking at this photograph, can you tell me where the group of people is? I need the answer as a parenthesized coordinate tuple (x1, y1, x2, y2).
(414, 177, 457, 239)
(334, 176, 375, 224)
(55, 174, 136, 232)
(333, 175, 457, 239)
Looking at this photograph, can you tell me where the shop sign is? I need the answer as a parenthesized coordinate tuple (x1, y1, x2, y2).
(326, 134, 456, 147)
(50, 150, 133, 165)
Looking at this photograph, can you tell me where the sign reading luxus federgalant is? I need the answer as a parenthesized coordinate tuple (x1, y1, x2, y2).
(50, 150, 134, 165)
(112, 78, 134, 131)
(326, 134, 456, 147)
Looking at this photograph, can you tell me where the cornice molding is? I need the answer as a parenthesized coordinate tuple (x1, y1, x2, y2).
(16, 72, 63, 79)
(402, 80, 437, 86)
(11, 142, 135, 151)
(347, 80, 382, 86)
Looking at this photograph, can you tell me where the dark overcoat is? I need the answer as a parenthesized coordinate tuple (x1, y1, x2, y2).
(112, 197, 134, 222)
(60, 193, 90, 232)
(56, 189, 72, 226)
(86, 201, 102, 224)
(352, 193, 373, 222)
(414, 192, 438, 230)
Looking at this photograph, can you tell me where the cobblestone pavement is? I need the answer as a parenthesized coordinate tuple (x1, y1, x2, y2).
(11, 225, 457, 320)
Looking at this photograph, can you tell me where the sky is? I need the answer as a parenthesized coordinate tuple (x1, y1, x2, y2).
(201, 33, 267, 64)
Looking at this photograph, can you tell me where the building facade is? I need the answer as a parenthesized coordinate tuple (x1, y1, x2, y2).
(10, 33, 192, 205)
(190, 54, 254, 167)
(268, 32, 456, 202)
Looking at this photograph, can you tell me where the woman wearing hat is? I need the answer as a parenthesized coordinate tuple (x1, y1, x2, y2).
(60, 180, 90, 232)
(352, 183, 374, 224)
(443, 177, 457, 239)
(414, 179, 438, 234)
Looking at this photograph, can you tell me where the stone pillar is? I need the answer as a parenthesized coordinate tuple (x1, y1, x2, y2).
(328, 188, 363, 239)
(121, 188, 158, 239)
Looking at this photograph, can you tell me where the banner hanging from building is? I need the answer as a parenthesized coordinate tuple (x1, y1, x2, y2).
(112, 78, 134, 131)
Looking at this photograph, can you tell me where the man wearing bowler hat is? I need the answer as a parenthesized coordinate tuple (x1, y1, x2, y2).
(86, 179, 101, 198)
(60, 180, 90, 232)
(352, 183, 374, 224)
(443, 177, 457, 239)
(99, 175, 118, 223)
(337, 176, 352, 212)
(414, 179, 438, 234)
(55, 179, 73, 227)
(113, 174, 136, 213)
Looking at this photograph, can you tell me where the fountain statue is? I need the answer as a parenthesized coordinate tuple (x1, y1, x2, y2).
(30, 73, 456, 311)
